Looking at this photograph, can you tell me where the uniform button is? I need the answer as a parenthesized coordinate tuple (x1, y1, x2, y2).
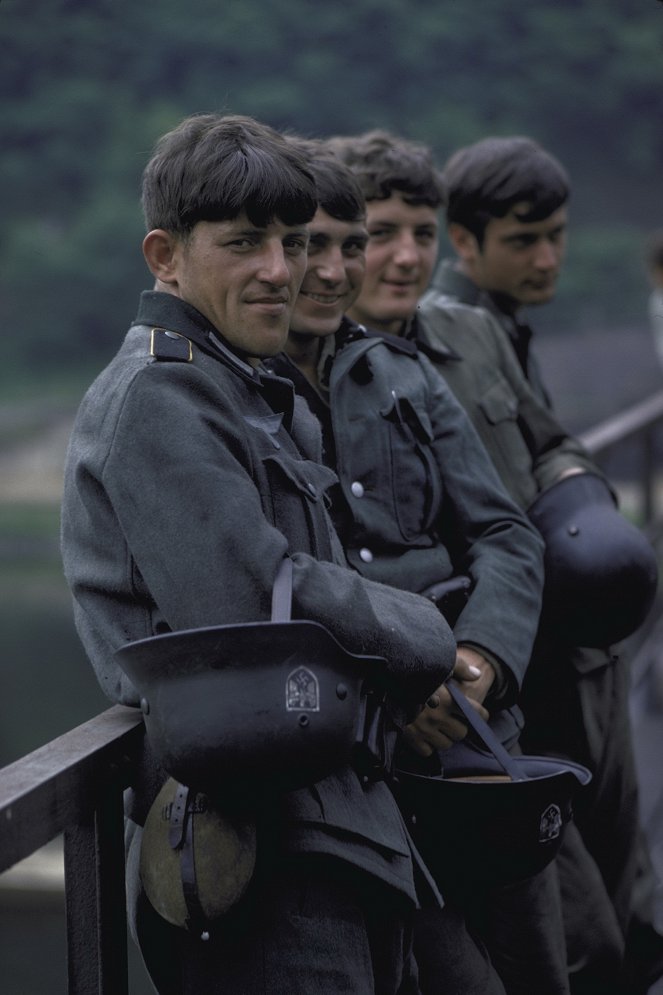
(359, 547, 373, 563)
(351, 481, 365, 498)
(306, 482, 317, 497)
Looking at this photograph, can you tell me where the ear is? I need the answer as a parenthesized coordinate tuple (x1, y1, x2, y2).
(447, 223, 480, 264)
(142, 229, 181, 286)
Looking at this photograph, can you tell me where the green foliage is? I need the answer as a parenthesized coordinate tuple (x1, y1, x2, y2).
(2, 0, 663, 377)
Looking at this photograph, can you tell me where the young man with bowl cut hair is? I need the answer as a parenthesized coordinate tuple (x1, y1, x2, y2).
(61, 113, 469, 995)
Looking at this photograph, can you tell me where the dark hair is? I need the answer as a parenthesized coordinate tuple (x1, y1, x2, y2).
(443, 136, 570, 244)
(141, 113, 318, 235)
(326, 129, 445, 208)
(285, 136, 366, 222)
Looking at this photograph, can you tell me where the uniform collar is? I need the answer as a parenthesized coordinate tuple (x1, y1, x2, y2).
(431, 259, 482, 306)
(133, 290, 296, 424)
(133, 290, 261, 384)
(408, 312, 462, 364)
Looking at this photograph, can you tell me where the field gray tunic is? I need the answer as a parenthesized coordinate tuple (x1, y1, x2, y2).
(61, 290, 458, 909)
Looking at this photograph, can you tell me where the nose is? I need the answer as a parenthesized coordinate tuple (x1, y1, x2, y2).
(316, 247, 345, 284)
(257, 242, 291, 287)
(393, 232, 419, 268)
(533, 239, 559, 271)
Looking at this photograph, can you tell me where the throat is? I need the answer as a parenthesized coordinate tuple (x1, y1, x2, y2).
(285, 332, 323, 388)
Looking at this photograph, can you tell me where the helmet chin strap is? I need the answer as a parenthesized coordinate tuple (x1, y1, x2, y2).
(446, 682, 524, 782)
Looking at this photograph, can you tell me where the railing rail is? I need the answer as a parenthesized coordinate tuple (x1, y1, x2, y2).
(3, 389, 663, 993)
(580, 388, 663, 530)
(0, 706, 144, 994)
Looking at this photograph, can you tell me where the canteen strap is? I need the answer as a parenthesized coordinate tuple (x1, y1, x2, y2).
(168, 782, 211, 940)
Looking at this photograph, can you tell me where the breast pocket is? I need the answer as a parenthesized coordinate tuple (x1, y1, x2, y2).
(380, 394, 442, 542)
(262, 455, 339, 559)
(478, 377, 520, 426)
(476, 376, 536, 492)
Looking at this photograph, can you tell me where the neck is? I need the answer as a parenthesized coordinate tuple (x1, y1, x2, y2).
(455, 262, 521, 318)
(488, 291, 521, 319)
(285, 331, 324, 388)
(346, 305, 405, 337)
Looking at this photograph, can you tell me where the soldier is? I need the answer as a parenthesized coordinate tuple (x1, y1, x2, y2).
(416, 134, 663, 995)
(426, 135, 568, 405)
(60, 113, 479, 995)
(269, 138, 574, 995)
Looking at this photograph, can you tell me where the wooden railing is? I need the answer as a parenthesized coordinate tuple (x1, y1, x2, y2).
(0, 706, 144, 994)
(2, 389, 663, 994)
(580, 389, 663, 532)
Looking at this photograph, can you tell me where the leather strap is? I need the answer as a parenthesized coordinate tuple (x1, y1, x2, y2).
(179, 795, 209, 937)
(271, 557, 294, 623)
(447, 682, 525, 782)
(167, 782, 210, 938)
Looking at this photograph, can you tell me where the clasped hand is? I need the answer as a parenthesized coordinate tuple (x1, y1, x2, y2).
(402, 647, 494, 757)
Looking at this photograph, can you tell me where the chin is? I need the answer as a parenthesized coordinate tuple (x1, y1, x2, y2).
(527, 292, 556, 307)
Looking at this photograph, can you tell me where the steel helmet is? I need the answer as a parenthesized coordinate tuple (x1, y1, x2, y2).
(114, 559, 389, 801)
(396, 684, 591, 895)
(527, 472, 658, 646)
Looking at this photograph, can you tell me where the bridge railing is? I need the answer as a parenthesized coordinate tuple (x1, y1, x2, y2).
(0, 706, 144, 994)
(579, 388, 663, 533)
(2, 389, 663, 993)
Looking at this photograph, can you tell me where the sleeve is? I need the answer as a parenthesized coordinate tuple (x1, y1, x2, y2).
(102, 361, 456, 709)
(419, 353, 545, 697)
(486, 316, 604, 499)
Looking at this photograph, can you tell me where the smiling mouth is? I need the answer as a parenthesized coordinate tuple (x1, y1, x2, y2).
(301, 291, 344, 305)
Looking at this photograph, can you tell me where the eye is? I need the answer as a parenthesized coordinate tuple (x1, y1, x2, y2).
(307, 235, 327, 255)
(284, 235, 308, 255)
(511, 236, 537, 250)
(226, 236, 255, 249)
(368, 227, 393, 242)
(343, 239, 367, 257)
(415, 228, 437, 245)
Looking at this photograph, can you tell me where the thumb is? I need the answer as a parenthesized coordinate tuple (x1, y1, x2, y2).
(452, 655, 483, 682)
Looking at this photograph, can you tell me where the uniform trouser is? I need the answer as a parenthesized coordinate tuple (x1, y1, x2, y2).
(130, 845, 421, 995)
(177, 857, 420, 995)
(415, 863, 569, 995)
(519, 637, 662, 992)
(130, 835, 510, 995)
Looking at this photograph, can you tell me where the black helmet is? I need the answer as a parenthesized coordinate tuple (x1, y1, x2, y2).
(114, 559, 387, 800)
(396, 683, 591, 894)
(527, 472, 658, 646)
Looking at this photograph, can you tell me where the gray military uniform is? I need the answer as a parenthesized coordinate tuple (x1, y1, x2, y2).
(417, 267, 655, 993)
(271, 324, 545, 747)
(61, 291, 460, 995)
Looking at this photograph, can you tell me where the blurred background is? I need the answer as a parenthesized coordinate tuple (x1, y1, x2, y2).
(2, 0, 663, 991)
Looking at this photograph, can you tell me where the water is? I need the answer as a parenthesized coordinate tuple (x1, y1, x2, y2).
(0, 547, 155, 993)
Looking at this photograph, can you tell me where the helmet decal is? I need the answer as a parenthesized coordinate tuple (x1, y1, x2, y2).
(539, 803, 563, 843)
(286, 666, 320, 712)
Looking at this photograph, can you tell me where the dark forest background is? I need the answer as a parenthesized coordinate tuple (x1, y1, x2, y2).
(3, 10, 663, 990)
(2, 0, 663, 396)
(2, 0, 663, 767)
